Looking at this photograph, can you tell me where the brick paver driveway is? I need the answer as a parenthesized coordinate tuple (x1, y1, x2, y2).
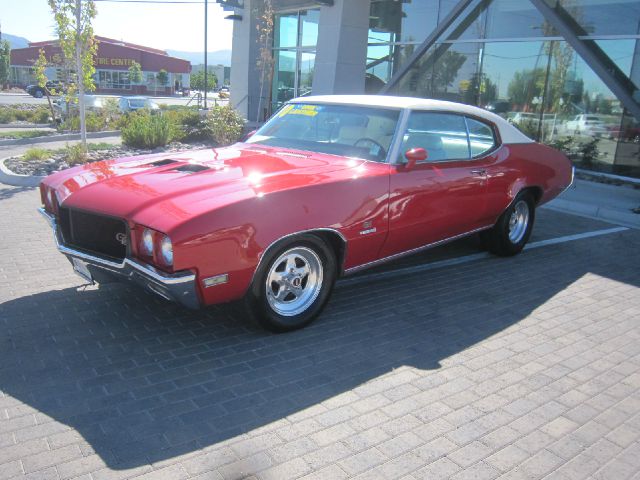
(1, 184, 639, 480)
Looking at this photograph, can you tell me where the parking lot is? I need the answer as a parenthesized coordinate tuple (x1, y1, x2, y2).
(1, 184, 639, 480)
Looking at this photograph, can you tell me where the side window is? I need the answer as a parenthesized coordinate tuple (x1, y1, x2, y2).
(399, 112, 470, 162)
(466, 117, 496, 157)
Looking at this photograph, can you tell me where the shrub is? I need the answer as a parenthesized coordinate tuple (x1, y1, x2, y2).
(62, 112, 113, 132)
(546, 136, 576, 155)
(579, 138, 600, 167)
(168, 109, 210, 142)
(206, 105, 245, 145)
(32, 107, 51, 124)
(64, 143, 88, 165)
(121, 111, 174, 148)
(0, 105, 53, 124)
(22, 147, 51, 161)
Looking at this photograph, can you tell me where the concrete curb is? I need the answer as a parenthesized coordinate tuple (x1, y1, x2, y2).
(544, 199, 640, 229)
(0, 130, 120, 146)
(0, 157, 44, 188)
(0, 123, 51, 128)
(576, 168, 640, 186)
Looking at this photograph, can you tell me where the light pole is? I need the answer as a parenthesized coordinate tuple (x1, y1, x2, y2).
(204, 0, 208, 109)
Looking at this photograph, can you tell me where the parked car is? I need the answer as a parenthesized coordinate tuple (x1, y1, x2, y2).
(39, 96, 574, 332)
(562, 114, 608, 136)
(25, 80, 65, 98)
(118, 96, 160, 113)
(53, 95, 104, 117)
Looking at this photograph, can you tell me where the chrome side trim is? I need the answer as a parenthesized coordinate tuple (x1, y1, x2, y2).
(343, 225, 493, 276)
(562, 166, 576, 194)
(38, 208, 200, 308)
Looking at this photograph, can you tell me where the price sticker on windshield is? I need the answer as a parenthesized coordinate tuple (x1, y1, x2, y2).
(280, 104, 320, 117)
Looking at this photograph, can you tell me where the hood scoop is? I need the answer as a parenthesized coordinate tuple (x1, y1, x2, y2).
(147, 159, 179, 167)
(174, 164, 210, 173)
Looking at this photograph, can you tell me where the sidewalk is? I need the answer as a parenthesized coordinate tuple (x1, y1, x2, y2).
(546, 179, 640, 229)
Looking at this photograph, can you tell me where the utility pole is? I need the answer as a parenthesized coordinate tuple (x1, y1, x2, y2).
(204, 0, 208, 109)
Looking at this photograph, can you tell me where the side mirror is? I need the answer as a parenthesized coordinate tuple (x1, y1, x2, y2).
(404, 148, 428, 170)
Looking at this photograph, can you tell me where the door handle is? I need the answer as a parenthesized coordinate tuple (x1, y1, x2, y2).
(470, 169, 487, 176)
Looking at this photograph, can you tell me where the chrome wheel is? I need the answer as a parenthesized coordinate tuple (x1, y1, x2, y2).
(265, 247, 323, 317)
(508, 200, 530, 244)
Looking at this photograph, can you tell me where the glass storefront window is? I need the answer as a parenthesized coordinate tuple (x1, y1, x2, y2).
(298, 52, 315, 96)
(557, 0, 640, 36)
(300, 9, 319, 48)
(397, 43, 481, 104)
(485, 0, 555, 38)
(272, 9, 320, 111)
(98, 70, 131, 90)
(369, 0, 439, 44)
(272, 50, 297, 105)
(275, 13, 298, 49)
(365, 0, 640, 177)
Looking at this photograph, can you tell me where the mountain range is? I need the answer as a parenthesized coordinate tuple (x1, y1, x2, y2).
(166, 49, 232, 67)
(2, 33, 30, 49)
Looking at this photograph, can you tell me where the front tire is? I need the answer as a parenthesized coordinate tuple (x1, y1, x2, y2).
(244, 235, 337, 332)
(483, 192, 535, 256)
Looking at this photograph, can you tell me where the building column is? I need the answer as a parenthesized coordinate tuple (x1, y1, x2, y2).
(312, 0, 371, 95)
(230, 0, 262, 122)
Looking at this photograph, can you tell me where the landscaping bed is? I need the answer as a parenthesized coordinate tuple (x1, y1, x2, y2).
(0, 130, 55, 140)
(4, 141, 215, 177)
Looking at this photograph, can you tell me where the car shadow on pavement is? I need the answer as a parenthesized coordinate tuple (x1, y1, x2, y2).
(0, 185, 36, 201)
(0, 228, 638, 470)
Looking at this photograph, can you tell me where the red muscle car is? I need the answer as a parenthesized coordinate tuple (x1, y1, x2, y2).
(39, 96, 574, 332)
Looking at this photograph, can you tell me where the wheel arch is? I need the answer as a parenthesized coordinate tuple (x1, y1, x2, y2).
(520, 185, 543, 205)
(251, 228, 348, 285)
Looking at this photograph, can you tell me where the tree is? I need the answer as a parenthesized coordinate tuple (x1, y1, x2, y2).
(507, 68, 546, 110)
(34, 49, 57, 123)
(156, 69, 168, 90)
(0, 40, 10, 90)
(128, 60, 142, 85)
(190, 69, 217, 92)
(48, 0, 98, 150)
(255, 0, 274, 121)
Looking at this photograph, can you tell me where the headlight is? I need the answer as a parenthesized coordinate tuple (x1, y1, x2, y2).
(141, 228, 154, 256)
(160, 235, 173, 265)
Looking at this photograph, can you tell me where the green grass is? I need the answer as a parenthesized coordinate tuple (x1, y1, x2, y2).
(86, 142, 118, 151)
(0, 130, 54, 140)
(19, 143, 120, 164)
(22, 147, 51, 161)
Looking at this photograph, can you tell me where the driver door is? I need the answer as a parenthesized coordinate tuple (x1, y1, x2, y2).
(380, 111, 492, 258)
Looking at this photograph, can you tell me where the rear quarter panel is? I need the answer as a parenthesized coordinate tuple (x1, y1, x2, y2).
(486, 143, 573, 223)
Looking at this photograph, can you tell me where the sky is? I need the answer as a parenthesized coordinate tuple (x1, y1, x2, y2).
(0, 0, 234, 52)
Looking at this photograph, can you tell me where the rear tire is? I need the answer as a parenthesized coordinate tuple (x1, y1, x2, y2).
(483, 192, 535, 257)
(244, 234, 337, 333)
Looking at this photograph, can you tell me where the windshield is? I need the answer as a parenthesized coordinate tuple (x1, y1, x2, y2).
(246, 103, 401, 162)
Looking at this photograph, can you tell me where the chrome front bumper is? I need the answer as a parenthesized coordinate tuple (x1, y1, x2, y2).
(38, 208, 200, 309)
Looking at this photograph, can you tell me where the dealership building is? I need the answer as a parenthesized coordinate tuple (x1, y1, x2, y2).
(228, 0, 640, 178)
(10, 36, 191, 95)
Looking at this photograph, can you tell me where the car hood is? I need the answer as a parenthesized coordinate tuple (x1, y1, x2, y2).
(44, 143, 367, 232)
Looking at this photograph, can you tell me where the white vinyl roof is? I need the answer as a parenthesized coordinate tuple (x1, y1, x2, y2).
(291, 95, 534, 145)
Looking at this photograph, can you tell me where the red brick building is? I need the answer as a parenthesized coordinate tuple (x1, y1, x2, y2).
(10, 36, 191, 95)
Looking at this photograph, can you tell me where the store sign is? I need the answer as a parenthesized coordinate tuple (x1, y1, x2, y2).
(96, 57, 137, 67)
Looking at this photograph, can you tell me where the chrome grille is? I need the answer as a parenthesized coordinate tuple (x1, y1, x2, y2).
(58, 208, 127, 260)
